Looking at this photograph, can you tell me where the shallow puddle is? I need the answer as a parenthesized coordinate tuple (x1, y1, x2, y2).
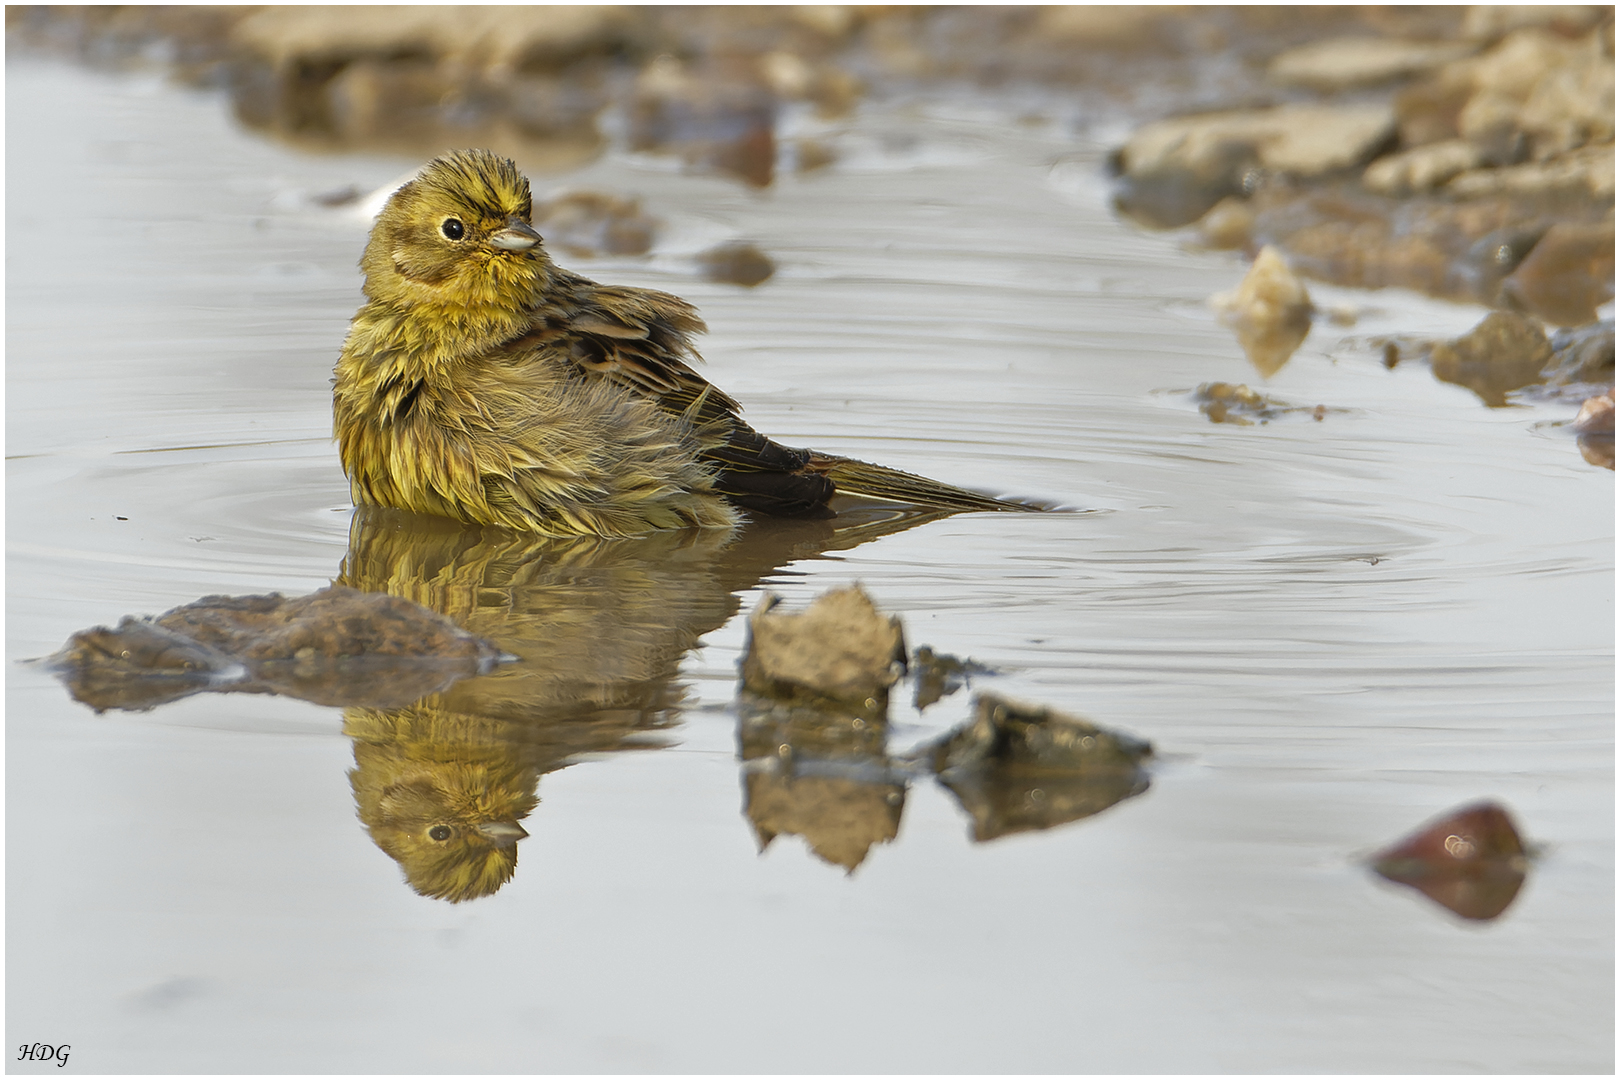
(7, 57, 1613, 1072)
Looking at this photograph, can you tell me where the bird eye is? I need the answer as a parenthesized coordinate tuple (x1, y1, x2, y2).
(428, 825, 453, 841)
(440, 218, 464, 241)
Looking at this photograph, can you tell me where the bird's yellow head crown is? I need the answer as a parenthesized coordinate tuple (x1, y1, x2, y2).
(360, 149, 546, 308)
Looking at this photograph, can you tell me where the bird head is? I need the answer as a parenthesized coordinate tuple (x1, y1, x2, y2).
(361, 149, 549, 313)
(352, 747, 540, 902)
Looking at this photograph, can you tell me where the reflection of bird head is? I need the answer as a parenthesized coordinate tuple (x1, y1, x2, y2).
(348, 706, 539, 902)
(362, 149, 548, 316)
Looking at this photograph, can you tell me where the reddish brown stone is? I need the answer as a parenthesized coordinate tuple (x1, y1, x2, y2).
(1372, 801, 1531, 921)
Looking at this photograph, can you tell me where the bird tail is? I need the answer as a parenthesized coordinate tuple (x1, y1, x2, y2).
(811, 453, 1048, 513)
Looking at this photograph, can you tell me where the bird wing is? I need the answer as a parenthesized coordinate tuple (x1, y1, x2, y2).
(505, 273, 837, 515)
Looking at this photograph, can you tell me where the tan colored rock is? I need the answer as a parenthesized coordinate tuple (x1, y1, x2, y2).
(1035, 6, 1185, 47)
(1518, 42, 1615, 155)
(1446, 28, 1613, 157)
(1429, 312, 1553, 406)
(1461, 5, 1609, 42)
(1195, 196, 1256, 250)
(1447, 143, 1616, 200)
(1268, 37, 1475, 92)
(740, 587, 906, 707)
(229, 5, 631, 73)
(1122, 104, 1397, 180)
(1210, 246, 1314, 378)
(1499, 221, 1616, 327)
(1363, 138, 1486, 194)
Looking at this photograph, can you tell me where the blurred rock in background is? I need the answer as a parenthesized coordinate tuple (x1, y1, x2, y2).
(10, 5, 1610, 344)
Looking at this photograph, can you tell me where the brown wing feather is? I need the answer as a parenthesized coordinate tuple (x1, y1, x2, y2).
(511, 272, 832, 512)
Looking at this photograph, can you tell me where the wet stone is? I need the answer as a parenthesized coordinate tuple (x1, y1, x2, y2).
(533, 191, 658, 258)
(1572, 392, 1616, 436)
(739, 587, 906, 710)
(1428, 311, 1554, 407)
(1267, 37, 1476, 93)
(925, 693, 1152, 843)
(45, 585, 506, 712)
(1371, 801, 1532, 921)
(1210, 246, 1314, 378)
(1193, 382, 1330, 426)
(1545, 321, 1616, 388)
(696, 241, 776, 287)
(1114, 104, 1397, 229)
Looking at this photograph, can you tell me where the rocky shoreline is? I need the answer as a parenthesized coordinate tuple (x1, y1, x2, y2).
(9, 4, 1613, 455)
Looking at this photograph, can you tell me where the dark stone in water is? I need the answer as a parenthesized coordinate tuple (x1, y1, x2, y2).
(1545, 321, 1616, 389)
(45, 585, 505, 712)
(927, 693, 1152, 843)
(1370, 801, 1531, 922)
(697, 241, 776, 287)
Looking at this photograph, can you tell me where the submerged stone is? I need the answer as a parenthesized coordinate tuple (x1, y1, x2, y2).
(45, 585, 505, 712)
(1371, 801, 1532, 921)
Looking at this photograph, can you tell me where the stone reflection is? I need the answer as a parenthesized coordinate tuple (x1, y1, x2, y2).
(44, 503, 1158, 898)
(738, 700, 906, 873)
(927, 695, 1153, 843)
(335, 503, 949, 901)
(734, 588, 1155, 871)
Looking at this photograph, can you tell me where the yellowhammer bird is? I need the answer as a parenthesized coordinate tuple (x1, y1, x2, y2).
(334, 149, 1041, 537)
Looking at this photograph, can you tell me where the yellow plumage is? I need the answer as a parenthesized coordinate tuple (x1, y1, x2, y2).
(334, 149, 1039, 537)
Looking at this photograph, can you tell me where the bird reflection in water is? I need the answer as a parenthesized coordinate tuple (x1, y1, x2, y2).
(335, 501, 952, 900)
(45, 501, 1154, 902)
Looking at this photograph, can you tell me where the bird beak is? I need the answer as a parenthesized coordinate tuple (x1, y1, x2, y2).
(490, 219, 542, 251)
(476, 820, 530, 847)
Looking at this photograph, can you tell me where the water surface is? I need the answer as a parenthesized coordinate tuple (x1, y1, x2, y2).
(7, 57, 1612, 1072)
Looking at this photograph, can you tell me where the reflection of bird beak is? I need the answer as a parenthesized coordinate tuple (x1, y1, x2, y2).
(490, 219, 542, 251)
(476, 820, 530, 846)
